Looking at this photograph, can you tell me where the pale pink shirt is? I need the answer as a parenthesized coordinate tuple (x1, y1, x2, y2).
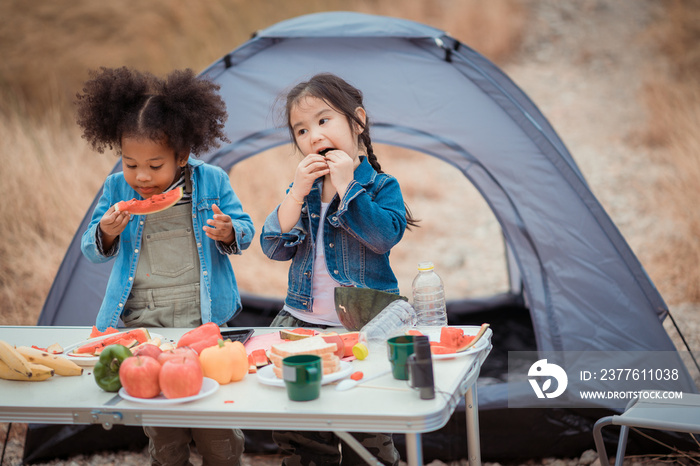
(285, 201, 343, 326)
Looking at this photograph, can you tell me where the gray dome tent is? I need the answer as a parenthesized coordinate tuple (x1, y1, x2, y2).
(34, 11, 697, 463)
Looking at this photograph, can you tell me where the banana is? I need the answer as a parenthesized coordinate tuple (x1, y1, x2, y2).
(28, 363, 55, 380)
(16, 346, 83, 376)
(0, 340, 33, 377)
(0, 359, 53, 381)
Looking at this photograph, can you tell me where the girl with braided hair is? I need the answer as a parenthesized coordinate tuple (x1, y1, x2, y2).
(261, 73, 417, 466)
(77, 67, 253, 466)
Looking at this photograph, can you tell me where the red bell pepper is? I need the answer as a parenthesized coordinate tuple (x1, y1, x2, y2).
(176, 322, 223, 354)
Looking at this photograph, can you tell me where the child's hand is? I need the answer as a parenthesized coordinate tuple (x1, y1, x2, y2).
(99, 206, 130, 239)
(203, 204, 235, 245)
(325, 150, 355, 198)
(291, 154, 330, 199)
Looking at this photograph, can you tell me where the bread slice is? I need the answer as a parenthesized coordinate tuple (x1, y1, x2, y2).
(269, 336, 337, 358)
(268, 351, 336, 367)
(272, 355, 341, 379)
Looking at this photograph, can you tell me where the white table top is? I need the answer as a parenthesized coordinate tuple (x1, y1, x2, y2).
(0, 325, 491, 434)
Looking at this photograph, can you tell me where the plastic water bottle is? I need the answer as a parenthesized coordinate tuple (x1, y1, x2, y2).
(412, 261, 448, 327)
(352, 299, 417, 360)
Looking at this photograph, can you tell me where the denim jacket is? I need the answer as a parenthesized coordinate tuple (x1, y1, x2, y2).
(261, 156, 407, 313)
(82, 158, 254, 330)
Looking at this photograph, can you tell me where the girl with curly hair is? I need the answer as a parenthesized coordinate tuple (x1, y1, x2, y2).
(76, 66, 254, 466)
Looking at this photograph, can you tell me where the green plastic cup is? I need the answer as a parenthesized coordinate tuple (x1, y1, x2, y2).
(282, 354, 322, 401)
(387, 335, 417, 380)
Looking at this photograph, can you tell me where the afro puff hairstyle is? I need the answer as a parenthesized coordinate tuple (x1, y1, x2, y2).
(75, 67, 229, 161)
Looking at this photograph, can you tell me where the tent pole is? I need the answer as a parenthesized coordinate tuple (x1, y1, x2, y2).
(666, 311, 700, 375)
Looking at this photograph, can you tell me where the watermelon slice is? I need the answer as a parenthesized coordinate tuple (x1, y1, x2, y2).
(114, 187, 183, 215)
(89, 325, 120, 339)
(250, 348, 270, 367)
(279, 328, 316, 341)
(455, 323, 490, 352)
(74, 328, 151, 354)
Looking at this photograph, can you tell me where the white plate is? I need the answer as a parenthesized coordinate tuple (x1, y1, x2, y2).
(256, 361, 353, 387)
(119, 377, 219, 405)
(63, 331, 165, 367)
(424, 328, 489, 360)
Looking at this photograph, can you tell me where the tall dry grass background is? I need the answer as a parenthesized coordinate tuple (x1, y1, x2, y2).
(0, 0, 698, 330)
(640, 0, 700, 304)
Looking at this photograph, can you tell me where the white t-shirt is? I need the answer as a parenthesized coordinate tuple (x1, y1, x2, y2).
(284, 201, 344, 326)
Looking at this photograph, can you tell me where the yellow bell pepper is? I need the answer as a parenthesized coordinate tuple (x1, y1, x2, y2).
(199, 339, 248, 384)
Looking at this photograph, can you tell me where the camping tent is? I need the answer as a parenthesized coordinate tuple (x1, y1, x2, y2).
(33, 11, 697, 463)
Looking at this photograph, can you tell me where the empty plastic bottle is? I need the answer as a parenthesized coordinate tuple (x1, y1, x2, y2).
(412, 261, 448, 327)
(352, 299, 417, 360)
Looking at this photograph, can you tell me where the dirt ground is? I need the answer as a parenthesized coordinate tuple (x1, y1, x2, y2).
(2, 1, 699, 465)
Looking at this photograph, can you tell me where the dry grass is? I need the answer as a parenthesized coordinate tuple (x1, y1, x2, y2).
(640, 0, 700, 303)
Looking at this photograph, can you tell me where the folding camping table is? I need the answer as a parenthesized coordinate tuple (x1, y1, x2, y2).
(592, 391, 700, 466)
(0, 325, 492, 466)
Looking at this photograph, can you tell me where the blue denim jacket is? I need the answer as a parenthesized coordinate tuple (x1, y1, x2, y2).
(82, 158, 254, 330)
(261, 156, 407, 312)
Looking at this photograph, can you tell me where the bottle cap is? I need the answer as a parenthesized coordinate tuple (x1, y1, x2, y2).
(417, 261, 434, 271)
(352, 343, 369, 360)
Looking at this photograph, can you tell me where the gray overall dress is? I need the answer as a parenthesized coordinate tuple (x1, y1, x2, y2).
(122, 173, 244, 466)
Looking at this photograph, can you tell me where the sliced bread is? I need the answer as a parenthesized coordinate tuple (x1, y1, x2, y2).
(269, 335, 337, 358)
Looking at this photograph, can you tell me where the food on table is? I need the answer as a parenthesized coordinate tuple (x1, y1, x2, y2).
(159, 355, 203, 399)
(411, 323, 490, 355)
(268, 336, 341, 378)
(114, 186, 183, 215)
(0, 340, 34, 378)
(89, 326, 120, 339)
(320, 334, 345, 358)
(176, 322, 223, 354)
(119, 355, 162, 399)
(249, 349, 270, 368)
(15, 346, 83, 376)
(279, 328, 316, 340)
(157, 347, 201, 368)
(0, 339, 83, 382)
(199, 340, 248, 384)
(73, 328, 151, 356)
(131, 343, 163, 360)
(93, 344, 133, 392)
(339, 332, 360, 358)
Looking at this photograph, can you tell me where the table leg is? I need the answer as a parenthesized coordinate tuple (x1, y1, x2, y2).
(404, 433, 424, 466)
(465, 385, 482, 466)
(333, 431, 384, 466)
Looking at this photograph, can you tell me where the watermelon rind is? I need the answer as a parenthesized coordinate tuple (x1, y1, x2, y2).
(114, 187, 183, 215)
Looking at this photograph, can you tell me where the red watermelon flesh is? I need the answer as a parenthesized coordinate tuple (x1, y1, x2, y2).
(114, 187, 183, 215)
(74, 328, 151, 354)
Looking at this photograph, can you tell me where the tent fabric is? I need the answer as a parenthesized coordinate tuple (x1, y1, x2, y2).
(36, 11, 699, 460)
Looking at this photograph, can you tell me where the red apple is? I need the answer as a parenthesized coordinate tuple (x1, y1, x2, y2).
(119, 355, 162, 399)
(157, 347, 201, 371)
(132, 343, 163, 360)
(321, 334, 345, 359)
(159, 357, 203, 399)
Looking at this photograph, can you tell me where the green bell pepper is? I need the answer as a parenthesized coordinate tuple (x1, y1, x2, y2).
(93, 344, 133, 392)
